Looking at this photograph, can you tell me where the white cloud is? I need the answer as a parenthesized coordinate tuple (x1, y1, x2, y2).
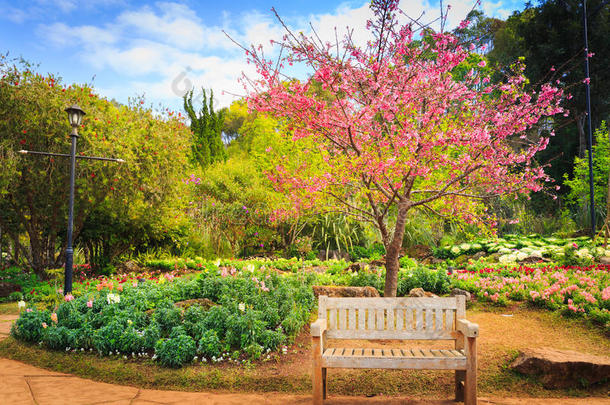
(37, 0, 514, 110)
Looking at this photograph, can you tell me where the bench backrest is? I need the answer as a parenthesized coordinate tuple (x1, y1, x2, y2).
(318, 295, 465, 340)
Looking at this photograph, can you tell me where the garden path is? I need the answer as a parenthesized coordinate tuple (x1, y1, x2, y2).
(1, 315, 609, 405)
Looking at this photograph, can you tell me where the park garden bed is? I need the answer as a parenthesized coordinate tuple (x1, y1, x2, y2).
(6, 253, 610, 370)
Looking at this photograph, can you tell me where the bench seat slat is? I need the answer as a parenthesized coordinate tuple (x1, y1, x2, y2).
(322, 347, 467, 370)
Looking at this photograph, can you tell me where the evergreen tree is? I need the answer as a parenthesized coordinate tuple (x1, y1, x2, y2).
(183, 89, 226, 167)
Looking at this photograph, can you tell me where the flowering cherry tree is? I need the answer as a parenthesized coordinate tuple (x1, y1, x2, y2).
(243, 0, 565, 296)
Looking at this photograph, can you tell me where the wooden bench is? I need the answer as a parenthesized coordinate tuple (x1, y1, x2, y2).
(311, 295, 478, 404)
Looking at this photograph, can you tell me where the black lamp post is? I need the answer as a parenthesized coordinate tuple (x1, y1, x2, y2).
(63, 104, 86, 295)
(19, 106, 124, 295)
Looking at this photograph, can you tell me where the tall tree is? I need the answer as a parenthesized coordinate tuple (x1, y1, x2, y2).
(183, 89, 226, 168)
(0, 57, 191, 277)
(243, 0, 564, 296)
(488, 0, 610, 193)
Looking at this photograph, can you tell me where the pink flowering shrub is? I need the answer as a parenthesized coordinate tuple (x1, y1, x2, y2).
(451, 264, 610, 326)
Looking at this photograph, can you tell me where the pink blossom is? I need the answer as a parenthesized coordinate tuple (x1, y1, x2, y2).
(64, 294, 74, 302)
(87, 300, 93, 308)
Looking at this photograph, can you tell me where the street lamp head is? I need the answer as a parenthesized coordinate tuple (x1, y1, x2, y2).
(64, 104, 86, 127)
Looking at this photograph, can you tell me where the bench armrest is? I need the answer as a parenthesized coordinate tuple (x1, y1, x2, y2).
(311, 319, 327, 337)
(456, 319, 479, 338)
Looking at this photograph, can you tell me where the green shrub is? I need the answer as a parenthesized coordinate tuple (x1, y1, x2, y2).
(11, 309, 50, 342)
(154, 334, 197, 368)
(153, 304, 182, 334)
(43, 326, 76, 350)
(197, 329, 221, 358)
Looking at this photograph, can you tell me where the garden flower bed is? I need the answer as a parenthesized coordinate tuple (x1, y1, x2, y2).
(11, 266, 316, 368)
(450, 264, 610, 331)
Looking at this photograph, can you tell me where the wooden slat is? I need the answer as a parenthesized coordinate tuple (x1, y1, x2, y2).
(415, 309, 424, 330)
(366, 309, 375, 330)
(318, 295, 328, 319)
(446, 309, 455, 331)
(435, 309, 443, 330)
(396, 308, 404, 331)
(376, 309, 385, 330)
(329, 308, 337, 330)
(363, 348, 373, 357)
(322, 355, 467, 370)
(455, 295, 466, 320)
(387, 308, 395, 330)
(348, 308, 356, 330)
(339, 308, 347, 330)
(406, 308, 414, 330)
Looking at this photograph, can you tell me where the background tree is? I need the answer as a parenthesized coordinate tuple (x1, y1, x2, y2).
(184, 88, 226, 168)
(243, 0, 564, 296)
(488, 0, 610, 201)
(0, 57, 191, 276)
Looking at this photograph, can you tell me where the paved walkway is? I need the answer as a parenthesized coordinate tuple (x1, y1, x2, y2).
(1, 315, 608, 405)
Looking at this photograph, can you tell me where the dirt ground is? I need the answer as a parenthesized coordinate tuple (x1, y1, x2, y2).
(1, 305, 609, 404)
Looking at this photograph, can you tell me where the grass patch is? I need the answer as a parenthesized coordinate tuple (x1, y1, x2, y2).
(0, 302, 19, 315)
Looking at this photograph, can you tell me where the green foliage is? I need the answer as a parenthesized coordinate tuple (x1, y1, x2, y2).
(0, 57, 191, 275)
(197, 329, 221, 358)
(44, 326, 76, 350)
(183, 88, 226, 168)
(564, 122, 609, 229)
(155, 334, 197, 368)
(397, 268, 450, 296)
(11, 308, 50, 342)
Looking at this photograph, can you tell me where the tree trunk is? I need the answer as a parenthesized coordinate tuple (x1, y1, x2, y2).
(384, 202, 410, 297)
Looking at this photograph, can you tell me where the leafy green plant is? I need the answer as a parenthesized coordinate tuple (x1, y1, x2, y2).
(154, 334, 197, 368)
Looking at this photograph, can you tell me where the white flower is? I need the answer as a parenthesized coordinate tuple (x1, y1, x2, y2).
(450, 246, 461, 255)
(17, 300, 26, 310)
(214, 259, 221, 266)
(238, 302, 245, 312)
(106, 293, 120, 304)
(246, 264, 255, 272)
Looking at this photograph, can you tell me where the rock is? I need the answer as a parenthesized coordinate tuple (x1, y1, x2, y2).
(600, 257, 610, 265)
(472, 251, 486, 260)
(0, 282, 21, 298)
(450, 288, 472, 301)
(408, 288, 437, 298)
(174, 298, 216, 311)
(312, 286, 380, 298)
(118, 260, 141, 273)
(510, 347, 610, 388)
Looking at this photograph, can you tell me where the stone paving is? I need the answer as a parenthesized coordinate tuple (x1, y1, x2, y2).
(1, 315, 609, 405)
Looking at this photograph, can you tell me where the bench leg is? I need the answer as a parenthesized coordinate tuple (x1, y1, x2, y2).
(312, 336, 323, 405)
(464, 337, 477, 405)
(322, 367, 327, 399)
(455, 334, 465, 402)
(455, 370, 465, 402)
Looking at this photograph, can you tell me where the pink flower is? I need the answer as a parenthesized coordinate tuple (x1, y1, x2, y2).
(26, 308, 32, 313)
(87, 300, 93, 308)
(583, 77, 591, 85)
(50, 313, 58, 323)
(477, 60, 486, 67)
(64, 294, 74, 302)
(42, 322, 48, 329)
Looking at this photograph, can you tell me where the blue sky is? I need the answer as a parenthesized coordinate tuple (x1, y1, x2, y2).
(0, 0, 527, 111)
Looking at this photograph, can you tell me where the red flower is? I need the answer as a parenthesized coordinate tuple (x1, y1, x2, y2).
(20, 139, 26, 145)
(91, 172, 96, 178)
(22, 129, 27, 134)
